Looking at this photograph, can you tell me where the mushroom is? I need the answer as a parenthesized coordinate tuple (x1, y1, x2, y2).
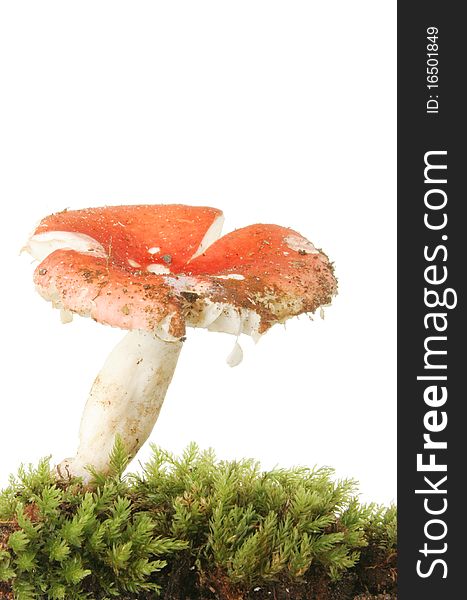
(24, 204, 337, 480)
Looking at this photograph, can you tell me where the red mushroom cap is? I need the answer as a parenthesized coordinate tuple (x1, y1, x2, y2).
(186, 223, 336, 332)
(28, 205, 337, 338)
(33, 204, 223, 272)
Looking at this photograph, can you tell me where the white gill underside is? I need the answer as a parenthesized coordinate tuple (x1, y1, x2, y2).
(188, 214, 225, 260)
(162, 274, 261, 340)
(25, 231, 108, 261)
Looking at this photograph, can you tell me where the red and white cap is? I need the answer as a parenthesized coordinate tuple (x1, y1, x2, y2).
(26, 204, 337, 341)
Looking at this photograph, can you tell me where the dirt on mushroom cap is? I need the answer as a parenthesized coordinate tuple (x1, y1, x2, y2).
(34, 250, 186, 338)
(185, 224, 337, 332)
(30, 206, 337, 337)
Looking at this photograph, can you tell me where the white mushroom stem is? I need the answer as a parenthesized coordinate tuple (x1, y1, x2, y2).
(57, 330, 182, 480)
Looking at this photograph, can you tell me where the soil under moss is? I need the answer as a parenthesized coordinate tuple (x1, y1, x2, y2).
(0, 556, 396, 600)
(148, 549, 396, 599)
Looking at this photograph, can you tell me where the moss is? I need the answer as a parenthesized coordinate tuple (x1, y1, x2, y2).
(0, 441, 396, 599)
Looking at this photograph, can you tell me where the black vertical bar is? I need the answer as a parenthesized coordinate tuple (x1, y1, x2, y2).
(398, 3, 464, 598)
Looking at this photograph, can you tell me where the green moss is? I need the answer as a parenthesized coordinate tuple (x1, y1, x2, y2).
(0, 440, 396, 599)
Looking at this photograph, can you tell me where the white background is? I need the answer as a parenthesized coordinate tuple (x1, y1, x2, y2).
(0, 2, 396, 503)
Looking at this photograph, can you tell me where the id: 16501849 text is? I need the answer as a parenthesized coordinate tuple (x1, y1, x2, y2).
(426, 26, 439, 114)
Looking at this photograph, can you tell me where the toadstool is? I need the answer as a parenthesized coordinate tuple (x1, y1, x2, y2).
(24, 204, 337, 480)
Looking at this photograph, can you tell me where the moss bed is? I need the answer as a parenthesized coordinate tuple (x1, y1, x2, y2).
(0, 441, 396, 599)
